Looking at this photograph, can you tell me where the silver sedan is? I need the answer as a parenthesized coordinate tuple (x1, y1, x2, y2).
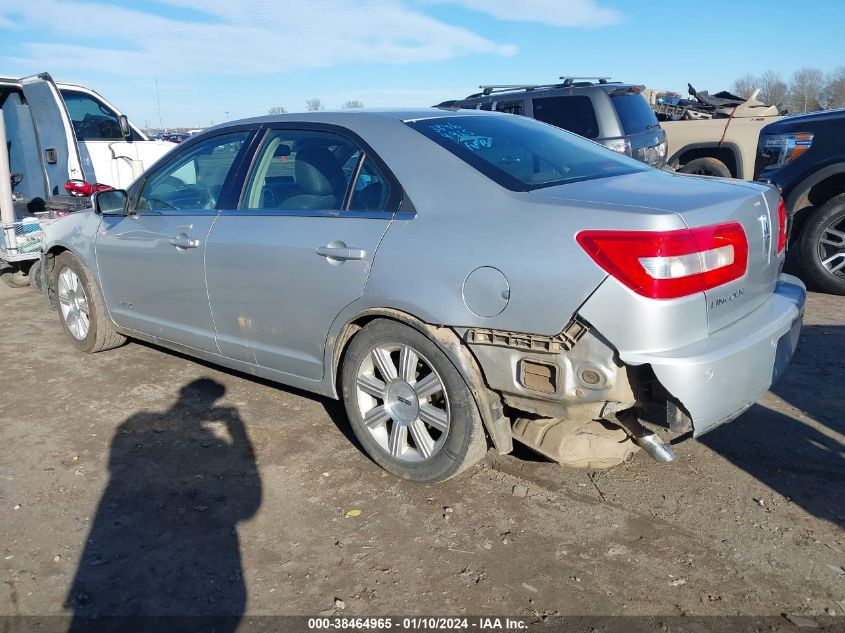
(41, 109, 805, 482)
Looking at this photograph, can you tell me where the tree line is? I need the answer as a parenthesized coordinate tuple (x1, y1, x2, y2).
(268, 99, 364, 115)
(732, 67, 845, 113)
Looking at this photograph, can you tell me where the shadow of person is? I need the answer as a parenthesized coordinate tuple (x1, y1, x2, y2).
(66, 378, 262, 632)
(701, 325, 845, 529)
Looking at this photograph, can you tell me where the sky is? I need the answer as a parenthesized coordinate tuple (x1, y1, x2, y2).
(0, 0, 843, 129)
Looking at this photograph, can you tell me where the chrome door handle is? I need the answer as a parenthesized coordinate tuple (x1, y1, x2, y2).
(169, 233, 200, 249)
(316, 244, 366, 261)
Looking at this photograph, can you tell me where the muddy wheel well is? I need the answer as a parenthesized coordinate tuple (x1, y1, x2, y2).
(332, 314, 380, 397)
(674, 147, 738, 177)
(331, 310, 446, 398)
(806, 172, 845, 209)
(788, 171, 845, 240)
(42, 246, 70, 295)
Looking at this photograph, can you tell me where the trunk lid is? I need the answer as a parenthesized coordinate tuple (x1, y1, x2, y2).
(677, 177, 782, 333)
(533, 169, 782, 332)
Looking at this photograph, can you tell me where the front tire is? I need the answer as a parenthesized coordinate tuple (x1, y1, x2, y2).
(51, 252, 126, 353)
(798, 194, 845, 295)
(341, 319, 487, 483)
(678, 157, 732, 178)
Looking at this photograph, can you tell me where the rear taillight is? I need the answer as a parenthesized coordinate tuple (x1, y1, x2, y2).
(776, 197, 787, 254)
(602, 138, 632, 157)
(577, 222, 748, 299)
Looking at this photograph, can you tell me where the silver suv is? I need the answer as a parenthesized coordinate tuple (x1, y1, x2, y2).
(438, 77, 667, 167)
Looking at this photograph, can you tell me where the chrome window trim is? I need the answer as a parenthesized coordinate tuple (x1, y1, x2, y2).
(130, 209, 220, 218)
(216, 208, 413, 220)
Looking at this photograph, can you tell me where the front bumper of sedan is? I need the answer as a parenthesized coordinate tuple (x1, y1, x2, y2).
(620, 274, 806, 437)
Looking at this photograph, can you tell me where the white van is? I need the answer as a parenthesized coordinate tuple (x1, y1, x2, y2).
(1, 72, 174, 209)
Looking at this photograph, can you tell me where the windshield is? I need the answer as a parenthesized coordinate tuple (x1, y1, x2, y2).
(611, 93, 660, 134)
(406, 114, 647, 191)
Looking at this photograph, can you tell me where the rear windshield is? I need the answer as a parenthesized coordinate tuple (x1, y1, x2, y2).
(611, 93, 659, 134)
(406, 114, 646, 192)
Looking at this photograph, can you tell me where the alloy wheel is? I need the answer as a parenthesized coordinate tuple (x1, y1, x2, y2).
(355, 343, 450, 462)
(57, 267, 90, 340)
(818, 218, 845, 279)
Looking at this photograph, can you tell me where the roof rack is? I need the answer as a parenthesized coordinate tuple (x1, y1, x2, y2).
(559, 76, 611, 87)
(476, 83, 562, 96)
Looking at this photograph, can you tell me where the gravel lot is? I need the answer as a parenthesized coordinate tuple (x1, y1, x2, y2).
(0, 281, 843, 630)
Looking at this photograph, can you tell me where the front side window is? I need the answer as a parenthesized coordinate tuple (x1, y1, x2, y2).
(60, 89, 137, 141)
(532, 95, 599, 139)
(406, 114, 646, 192)
(138, 132, 249, 211)
(243, 129, 388, 212)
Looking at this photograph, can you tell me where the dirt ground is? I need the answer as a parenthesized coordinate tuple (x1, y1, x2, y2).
(0, 281, 843, 629)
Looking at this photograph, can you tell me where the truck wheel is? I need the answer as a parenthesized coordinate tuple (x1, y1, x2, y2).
(51, 252, 126, 353)
(341, 319, 488, 483)
(29, 258, 42, 292)
(798, 194, 845, 295)
(0, 263, 30, 288)
(678, 157, 731, 178)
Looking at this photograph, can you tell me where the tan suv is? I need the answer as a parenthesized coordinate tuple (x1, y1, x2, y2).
(644, 85, 783, 179)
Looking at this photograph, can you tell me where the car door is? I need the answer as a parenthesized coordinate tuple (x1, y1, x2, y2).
(205, 126, 398, 380)
(19, 73, 85, 194)
(95, 129, 254, 352)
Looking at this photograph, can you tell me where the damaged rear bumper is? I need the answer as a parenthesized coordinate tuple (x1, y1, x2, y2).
(619, 274, 805, 437)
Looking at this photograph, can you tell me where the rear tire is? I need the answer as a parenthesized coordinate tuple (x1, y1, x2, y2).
(50, 252, 126, 353)
(1, 264, 30, 288)
(678, 157, 732, 178)
(29, 258, 42, 292)
(798, 194, 845, 295)
(341, 319, 487, 483)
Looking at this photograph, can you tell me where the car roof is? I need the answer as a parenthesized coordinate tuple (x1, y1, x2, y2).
(201, 108, 501, 134)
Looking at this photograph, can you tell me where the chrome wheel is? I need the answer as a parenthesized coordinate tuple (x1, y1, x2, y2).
(57, 267, 90, 340)
(355, 344, 450, 462)
(819, 219, 845, 279)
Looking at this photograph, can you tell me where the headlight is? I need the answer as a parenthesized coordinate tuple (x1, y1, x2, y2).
(761, 133, 813, 169)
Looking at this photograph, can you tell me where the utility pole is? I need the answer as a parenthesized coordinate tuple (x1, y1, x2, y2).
(155, 77, 163, 130)
(224, 111, 230, 121)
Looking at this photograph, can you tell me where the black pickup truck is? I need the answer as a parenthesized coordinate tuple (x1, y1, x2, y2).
(756, 109, 845, 295)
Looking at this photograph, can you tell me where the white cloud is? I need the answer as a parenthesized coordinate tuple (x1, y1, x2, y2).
(0, 0, 517, 77)
(428, 0, 623, 27)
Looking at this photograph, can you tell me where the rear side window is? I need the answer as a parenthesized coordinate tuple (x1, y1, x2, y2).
(532, 95, 599, 139)
(407, 114, 645, 192)
(348, 158, 390, 212)
(611, 93, 660, 134)
(243, 129, 393, 212)
(495, 101, 523, 115)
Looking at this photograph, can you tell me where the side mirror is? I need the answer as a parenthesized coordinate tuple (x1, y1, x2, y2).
(118, 114, 132, 140)
(93, 189, 128, 216)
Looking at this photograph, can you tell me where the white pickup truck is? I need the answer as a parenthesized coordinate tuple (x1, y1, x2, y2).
(0, 72, 174, 285)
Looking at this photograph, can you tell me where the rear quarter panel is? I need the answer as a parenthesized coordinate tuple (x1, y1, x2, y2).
(338, 118, 685, 336)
